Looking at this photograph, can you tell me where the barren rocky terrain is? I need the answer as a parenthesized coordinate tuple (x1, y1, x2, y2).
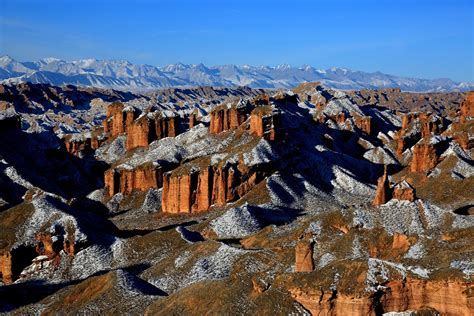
(0, 81, 472, 315)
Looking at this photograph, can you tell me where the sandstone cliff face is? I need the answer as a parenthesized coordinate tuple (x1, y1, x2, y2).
(410, 139, 441, 173)
(453, 132, 474, 150)
(353, 113, 372, 135)
(294, 240, 314, 272)
(209, 104, 248, 134)
(104, 163, 163, 197)
(104, 103, 191, 151)
(395, 112, 445, 157)
(154, 112, 179, 139)
(381, 279, 474, 316)
(392, 180, 416, 202)
(290, 279, 473, 315)
(374, 172, 416, 205)
(126, 115, 152, 150)
(104, 103, 135, 137)
(0, 252, 12, 285)
(460, 91, 474, 123)
(290, 288, 373, 315)
(249, 106, 280, 141)
(372, 166, 391, 206)
(63, 134, 104, 156)
(162, 160, 268, 213)
(188, 113, 197, 129)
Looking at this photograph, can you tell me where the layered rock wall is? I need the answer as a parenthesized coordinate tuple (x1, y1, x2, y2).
(209, 106, 248, 134)
(290, 279, 474, 316)
(162, 161, 268, 213)
(460, 91, 474, 123)
(126, 115, 152, 150)
(105, 163, 163, 197)
(410, 140, 440, 173)
(353, 113, 372, 135)
(249, 106, 279, 140)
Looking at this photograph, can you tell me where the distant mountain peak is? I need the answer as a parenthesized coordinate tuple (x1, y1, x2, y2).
(0, 56, 472, 92)
(42, 57, 63, 63)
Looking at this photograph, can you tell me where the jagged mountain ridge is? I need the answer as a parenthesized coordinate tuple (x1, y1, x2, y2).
(1, 55, 472, 92)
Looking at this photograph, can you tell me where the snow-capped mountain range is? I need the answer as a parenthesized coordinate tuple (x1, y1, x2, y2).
(0, 55, 472, 92)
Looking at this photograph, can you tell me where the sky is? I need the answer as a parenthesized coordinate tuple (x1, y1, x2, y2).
(0, 0, 473, 81)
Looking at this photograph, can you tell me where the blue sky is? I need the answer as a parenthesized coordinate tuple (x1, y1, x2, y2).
(0, 0, 472, 81)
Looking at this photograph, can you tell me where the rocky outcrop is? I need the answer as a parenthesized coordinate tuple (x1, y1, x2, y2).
(419, 113, 445, 138)
(290, 288, 373, 315)
(105, 162, 163, 197)
(103, 103, 138, 137)
(0, 252, 12, 285)
(410, 138, 441, 173)
(373, 166, 391, 206)
(104, 104, 192, 151)
(373, 171, 416, 205)
(35, 233, 55, 258)
(162, 170, 198, 214)
(290, 279, 473, 315)
(392, 180, 416, 202)
(63, 133, 104, 156)
(353, 113, 372, 135)
(295, 239, 314, 272)
(126, 115, 152, 150)
(249, 106, 280, 141)
(460, 91, 474, 123)
(452, 131, 474, 150)
(188, 112, 198, 129)
(381, 279, 474, 315)
(209, 102, 249, 134)
(395, 112, 445, 157)
(154, 111, 181, 139)
(162, 160, 268, 214)
(391, 233, 411, 252)
(63, 232, 75, 257)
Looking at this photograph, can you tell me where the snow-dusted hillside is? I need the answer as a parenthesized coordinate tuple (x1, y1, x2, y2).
(1, 55, 472, 92)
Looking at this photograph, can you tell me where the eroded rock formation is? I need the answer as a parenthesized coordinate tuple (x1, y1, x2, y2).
(373, 166, 391, 206)
(0, 252, 12, 285)
(105, 162, 163, 197)
(209, 102, 249, 134)
(290, 279, 473, 315)
(460, 91, 474, 123)
(103, 103, 138, 137)
(103, 103, 191, 151)
(35, 232, 55, 258)
(126, 115, 152, 150)
(395, 112, 445, 157)
(162, 160, 268, 213)
(353, 113, 372, 135)
(249, 106, 280, 141)
(381, 279, 474, 315)
(63, 134, 104, 156)
(410, 138, 441, 173)
(392, 180, 416, 202)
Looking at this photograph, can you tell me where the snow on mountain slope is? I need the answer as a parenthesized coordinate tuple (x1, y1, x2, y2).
(1, 55, 472, 92)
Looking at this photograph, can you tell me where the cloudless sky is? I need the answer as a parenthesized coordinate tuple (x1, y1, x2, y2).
(0, 0, 473, 81)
